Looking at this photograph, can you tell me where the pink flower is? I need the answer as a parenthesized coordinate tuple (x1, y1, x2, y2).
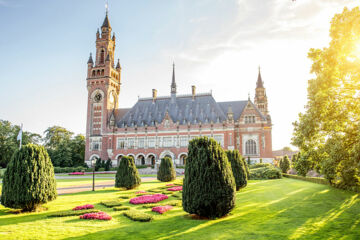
(167, 186, 183, 191)
(130, 194, 168, 204)
(69, 172, 84, 175)
(72, 204, 94, 211)
(152, 205, 173, 214)
(79, 212, 112, 220)
(136, 190, 146, 194)
(166, 184, 175, 186)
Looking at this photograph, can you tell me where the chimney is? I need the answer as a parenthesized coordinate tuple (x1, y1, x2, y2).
(191, 85, 196, 100)
(152, 89, 157, 103)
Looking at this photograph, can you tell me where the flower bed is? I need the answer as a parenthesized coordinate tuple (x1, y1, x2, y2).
(101, 200, 123, 208)
(68, 172, 84, 175)
(72, 204, 94, 211)
(152, 205, 173, 214)
(166, 183, 174, 186)
(167, 186, 182, 191)
(130, 194, 168, 205)
(123, 210, 153, 222)
(80, 211, 112, 220)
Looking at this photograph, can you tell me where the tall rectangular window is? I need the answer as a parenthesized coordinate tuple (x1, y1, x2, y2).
(148, 137, 155, 148)
(117, 138, 125, 149)
(229, 133, 232, 146)
(128, 138, 135, 149)
(213, 135, 224, 147)
(180, 136, 189, 147)
(138, 137, 145, 149)
(163, 137, 173, 147)
(245, 116, 256, 124)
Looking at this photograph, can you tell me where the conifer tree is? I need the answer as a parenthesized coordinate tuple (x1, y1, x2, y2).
(1, 144, 57, 211)
(226, 150, 247, 190)
(115, 156, 141, 189)
(183, 137, 236, 219)
(280, 155, 290, 173)
(157, 157, 176, 182)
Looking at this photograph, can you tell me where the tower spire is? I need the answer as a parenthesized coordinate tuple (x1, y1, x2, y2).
(171, 62, 176, 94)
(257, 65, 264, 88)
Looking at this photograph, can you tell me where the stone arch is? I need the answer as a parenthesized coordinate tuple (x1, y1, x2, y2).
(115, 154, 124, 166)
(127, 154, 135, 161)
(159, 150, 175, 163)
(135, 153, 146, 165)
(146, 153, 157, 166)
(178, 152, 188, 166)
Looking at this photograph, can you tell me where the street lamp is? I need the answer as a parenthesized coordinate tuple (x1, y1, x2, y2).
(92, 158, 96, 191)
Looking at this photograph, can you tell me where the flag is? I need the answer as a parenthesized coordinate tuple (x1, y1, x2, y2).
(17, 124, 23, 149)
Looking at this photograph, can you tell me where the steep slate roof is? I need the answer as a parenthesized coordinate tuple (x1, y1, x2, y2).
(116, 94, 266, 128)
(102, 13, 111, 28)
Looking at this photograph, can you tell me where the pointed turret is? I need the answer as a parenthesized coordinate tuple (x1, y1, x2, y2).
(257, 66, 264, 88)
(254, 66, 269, 116)
(87, 53, 93, 65)
(171, 62, 176, 94)
(116, 59, 121, 70)
(102, 12, 111, 29)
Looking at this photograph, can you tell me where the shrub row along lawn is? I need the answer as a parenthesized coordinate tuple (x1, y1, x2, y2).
(1, 178, 360, 239)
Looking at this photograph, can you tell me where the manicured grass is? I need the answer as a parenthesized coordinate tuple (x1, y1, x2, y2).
(55, 174, 157, 177)
(0, 178, 360, 239)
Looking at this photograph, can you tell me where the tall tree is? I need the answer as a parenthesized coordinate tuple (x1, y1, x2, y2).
(292, 7, 360, 188)
(43, 126, 73, 149)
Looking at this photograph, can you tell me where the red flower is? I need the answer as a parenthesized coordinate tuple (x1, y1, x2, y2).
(130, 194, 168, 204)
(79, 212, 112, 220)
(136, 190, 147, 194)
(69, 172, 85, 175)
(72, 204, 94, 211)
(167, 186, 182, 191)
(152, 205, 173, 214)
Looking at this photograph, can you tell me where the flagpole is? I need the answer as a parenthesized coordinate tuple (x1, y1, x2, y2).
(18, 123, 23, 149)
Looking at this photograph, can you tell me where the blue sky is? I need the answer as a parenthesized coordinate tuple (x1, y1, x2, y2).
(0, 0, 358, 150)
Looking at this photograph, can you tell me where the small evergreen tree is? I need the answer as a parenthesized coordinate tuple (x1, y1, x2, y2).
(1, 144, 57, 211)
(247, 156, 251, 165)
(105, 158, 112, 171)
(226, 150, 247, 190)
(280, 155, 290, 173)
(115, 156, 141, 189)
(183, 137, 236, 219)
(260, 158, 263, 164)
(157, 157, 176, 182)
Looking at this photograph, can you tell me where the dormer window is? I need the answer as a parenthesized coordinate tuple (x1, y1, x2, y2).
(245, 115, 256, 124)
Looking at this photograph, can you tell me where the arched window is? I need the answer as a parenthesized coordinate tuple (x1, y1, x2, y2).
(92, 70, 95, 77)
(245, 139, 257, 155)
(100, 49, 105, 64)
(101, 69, 104, 76)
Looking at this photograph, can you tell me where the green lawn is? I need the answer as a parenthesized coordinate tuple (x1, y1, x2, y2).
(0, 178, 360, 239)
(55, 174, 157, 177)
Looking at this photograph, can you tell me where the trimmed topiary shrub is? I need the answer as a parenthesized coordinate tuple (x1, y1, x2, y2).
(123, 209, 154, 222)
(1, 144, 57, 211)
(280, 155, 290, 173)
(115, 156, 141, 189)
(183, 137, 236, 219)
(157, 157, 176, 182)
(249, 166, 282, 180)
(226, 150, 247, 191)
(242, 157, 250, 179)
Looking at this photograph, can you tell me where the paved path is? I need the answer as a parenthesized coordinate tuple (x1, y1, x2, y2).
(57, 177, 156, 195)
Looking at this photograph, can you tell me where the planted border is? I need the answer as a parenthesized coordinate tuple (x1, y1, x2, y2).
(283, 173, 329, 185)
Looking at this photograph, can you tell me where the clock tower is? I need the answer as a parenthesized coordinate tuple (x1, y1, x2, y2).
(85, 12, 121, 162)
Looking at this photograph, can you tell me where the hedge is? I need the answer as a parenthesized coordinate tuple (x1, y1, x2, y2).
(249, 166, 282, 180)
(249, 163, 272, 169)
(282, 173, 329, 185)
(123, 210, 154, 222)
(48, 209, 100, 217)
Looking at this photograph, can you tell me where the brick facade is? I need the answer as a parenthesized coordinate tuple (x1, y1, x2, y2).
(85, 14, 273, 167)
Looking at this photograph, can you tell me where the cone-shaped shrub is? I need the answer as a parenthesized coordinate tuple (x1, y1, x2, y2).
(242, 157, 250, 179)
(157, 157, 176, 182)
(1, 144, 57, 211)
(226, 150, 247, 190)
(280, 155, 290, 173)
(115, 156, 141, 189)
(183, 137, 236, 219)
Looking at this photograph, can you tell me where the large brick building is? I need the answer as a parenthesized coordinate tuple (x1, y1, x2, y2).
(85, 13, 273, 167)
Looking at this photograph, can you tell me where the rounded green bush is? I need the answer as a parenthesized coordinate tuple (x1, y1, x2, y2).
(115, 156, 141, 189)
(183, 137, 236, 219)
(226, 150, 247, 191)
(1, 144, 57, 211)
(157, 157, 176, 182)
(280, 155, 290, 173)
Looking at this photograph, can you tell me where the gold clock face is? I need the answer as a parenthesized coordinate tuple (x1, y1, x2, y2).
(94, 92, 102, 102)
